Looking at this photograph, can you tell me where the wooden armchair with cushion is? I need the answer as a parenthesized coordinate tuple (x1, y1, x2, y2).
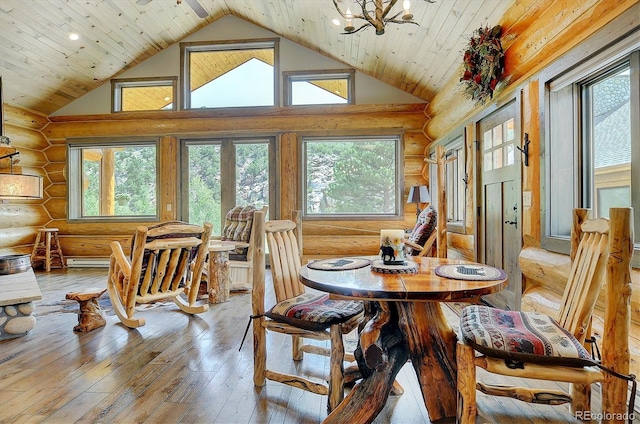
(405, 205, 437, 257)
(456, 207, 635, 423)
(214, 205, 268, 291)
(107, 221, 213, 328)
(251, 210, 364, 413)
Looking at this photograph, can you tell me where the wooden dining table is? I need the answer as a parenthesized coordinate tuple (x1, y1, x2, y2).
(298, 256, 508, 424)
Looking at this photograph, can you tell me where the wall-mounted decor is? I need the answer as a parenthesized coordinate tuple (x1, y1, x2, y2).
(459, 25, 508, 105)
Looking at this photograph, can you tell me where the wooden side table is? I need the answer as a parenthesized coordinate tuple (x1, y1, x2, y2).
(207, 241, 236, 303)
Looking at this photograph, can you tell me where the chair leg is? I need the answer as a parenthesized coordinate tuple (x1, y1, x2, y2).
(570, 383, 591, 416)
(253, 316, 267, 386)
(456, 341, 477, 424)
(328, 324, 345, 413)
(292, 335, 303, 361)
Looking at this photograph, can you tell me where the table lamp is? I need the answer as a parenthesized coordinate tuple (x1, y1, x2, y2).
(407, 185, 430, 219)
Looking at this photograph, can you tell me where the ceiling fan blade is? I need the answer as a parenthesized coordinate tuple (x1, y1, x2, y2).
(184, 0, 209, 18)
(136, 0, 152, 5)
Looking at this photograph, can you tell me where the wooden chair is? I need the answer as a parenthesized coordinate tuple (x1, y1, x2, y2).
(251, 210, 364, 413)
(405, 205, 437, 257)
(456, 207, 635, 423)
(107, 221, 213, 328)
(213, 205, 268, 291)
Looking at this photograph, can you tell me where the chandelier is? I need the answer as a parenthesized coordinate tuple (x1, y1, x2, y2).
(332, 0, 434, 35)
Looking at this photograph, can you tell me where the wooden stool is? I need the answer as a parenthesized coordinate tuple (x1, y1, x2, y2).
(65, 288, 107, 332)
(31, 228, 66, 271)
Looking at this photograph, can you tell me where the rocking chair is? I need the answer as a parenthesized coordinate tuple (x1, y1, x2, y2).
(107, 221, 213, 328)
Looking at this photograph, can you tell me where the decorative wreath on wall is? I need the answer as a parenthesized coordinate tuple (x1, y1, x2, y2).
(460, 24, 507, 105)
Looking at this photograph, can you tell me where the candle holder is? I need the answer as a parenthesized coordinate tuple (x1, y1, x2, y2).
(380, 229, 406, 265)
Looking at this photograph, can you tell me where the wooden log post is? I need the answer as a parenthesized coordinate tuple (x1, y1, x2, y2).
(602, 207, 633, 423)
(65, 288, 107, 332)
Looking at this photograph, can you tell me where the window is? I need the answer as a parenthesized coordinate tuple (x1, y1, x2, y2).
(67, 138, 159, 221)
(303, 136, 402, 218)
(181, 138, 274, 233)
(543, 34, 639, 260)
(181, 39, 278, 109)
(284, 70, 355, 106)
(445, 137, 466, 226)
(111, 77, 177, 112)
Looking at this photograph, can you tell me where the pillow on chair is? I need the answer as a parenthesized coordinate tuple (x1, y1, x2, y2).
(265, 292, 363, 331)
(407, 206, 437, 255)
(221, 205, 258, 258)
(459, 305, 594, 367)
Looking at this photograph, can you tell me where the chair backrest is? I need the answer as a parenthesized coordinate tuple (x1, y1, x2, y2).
(221, 205, 268, 258)
(251, 210, 304, 315)
(264, 211, 304, 303)
(557, 208, 627, 343)
(129, 222, 212, 302)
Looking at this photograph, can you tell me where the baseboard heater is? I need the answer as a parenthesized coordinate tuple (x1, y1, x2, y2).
(66, 258, 110, 268)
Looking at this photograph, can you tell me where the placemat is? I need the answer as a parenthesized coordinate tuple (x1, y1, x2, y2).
(434, 264, 506, 281)
(306, 258, 371, 271)
(371, 259, 418, 274)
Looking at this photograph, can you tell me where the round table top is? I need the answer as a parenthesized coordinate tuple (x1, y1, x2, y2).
(299, 256, 508, 302)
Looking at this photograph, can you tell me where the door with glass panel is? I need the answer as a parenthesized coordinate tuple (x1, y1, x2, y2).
(181, 138, 273, 234)
(478, 101, 522, 310)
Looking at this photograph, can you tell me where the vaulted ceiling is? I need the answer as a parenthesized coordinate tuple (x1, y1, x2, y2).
(0, 0, 514, 116)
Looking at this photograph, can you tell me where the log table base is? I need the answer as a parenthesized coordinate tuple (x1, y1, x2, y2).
(324, 301, 458, 423)
(207, 242, 235, 304)
(65, 288, 107, 332)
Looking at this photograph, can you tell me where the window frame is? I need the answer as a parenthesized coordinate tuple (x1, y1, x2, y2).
(283, 69, 355, 106)
(179, 136, 276, 230)
(180, 38, 280, 110)
(67, 137, 161, 222)
(111, 77, 177, 113)
(540, 28, 640, 266)
(301, 134, 404, 220)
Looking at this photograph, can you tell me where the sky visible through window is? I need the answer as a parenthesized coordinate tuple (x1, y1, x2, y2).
(190, 58, 344, 107)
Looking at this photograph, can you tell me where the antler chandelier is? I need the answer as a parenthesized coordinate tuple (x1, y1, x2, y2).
(332, 0, 434, 35)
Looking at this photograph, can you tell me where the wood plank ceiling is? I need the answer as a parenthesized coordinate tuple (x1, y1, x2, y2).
(0, 0, 514, 116)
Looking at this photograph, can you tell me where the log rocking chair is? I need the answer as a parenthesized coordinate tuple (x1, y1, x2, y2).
(456, 207, 635, 423)
(107, 221, 213, 328)
(250, 210, 364, 413)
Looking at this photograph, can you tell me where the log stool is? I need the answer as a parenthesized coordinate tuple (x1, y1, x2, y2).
(65, 288, 107, 332)
(31, 228, 66, 271)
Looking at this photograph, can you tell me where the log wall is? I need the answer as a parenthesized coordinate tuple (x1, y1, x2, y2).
(0, 104, 428, 259)
(0, 105, 51, 255)
(426, 1, 640, 377)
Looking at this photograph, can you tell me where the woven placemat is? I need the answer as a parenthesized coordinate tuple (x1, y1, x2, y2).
(306, 258, 371, 271)
(371, 259, 418, 274)
(434, 264, 506, 281)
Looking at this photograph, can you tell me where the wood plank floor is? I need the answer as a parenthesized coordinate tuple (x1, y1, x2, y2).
(0, 267, 636, 423)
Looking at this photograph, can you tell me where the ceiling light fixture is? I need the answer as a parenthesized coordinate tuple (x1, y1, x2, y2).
(68, 32, 80, 41)
(332, 0, 434, 35)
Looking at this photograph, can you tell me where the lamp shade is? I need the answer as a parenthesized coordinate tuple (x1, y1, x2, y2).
(407, 185, 430, 204)
(0, 173, 43, 199)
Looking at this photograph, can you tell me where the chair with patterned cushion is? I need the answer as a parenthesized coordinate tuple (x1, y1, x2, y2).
(251, 210, 364, 413)
(214, 205, 268, 291)
(456, 207, 635, 423)
(405, 205, 437, 257)
(107, 221, 212, 328)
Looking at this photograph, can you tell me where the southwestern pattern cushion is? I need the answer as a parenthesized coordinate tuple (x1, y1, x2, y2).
(407, 206, 437, 255)
(266, 292, 363, 331)
(221, 205, 257, 256)
(459, 305, 594, 367)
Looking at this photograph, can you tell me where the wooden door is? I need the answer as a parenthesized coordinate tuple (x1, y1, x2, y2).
(478, 101, 522, 310)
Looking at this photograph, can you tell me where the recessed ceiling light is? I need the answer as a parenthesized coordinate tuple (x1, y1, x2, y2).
(164, 96, 171, 101)
(68, 33, 80, 41)
(332, 18, 341, 26)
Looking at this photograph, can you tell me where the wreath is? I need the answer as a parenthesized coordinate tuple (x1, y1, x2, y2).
(460, 24, 507, 105)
